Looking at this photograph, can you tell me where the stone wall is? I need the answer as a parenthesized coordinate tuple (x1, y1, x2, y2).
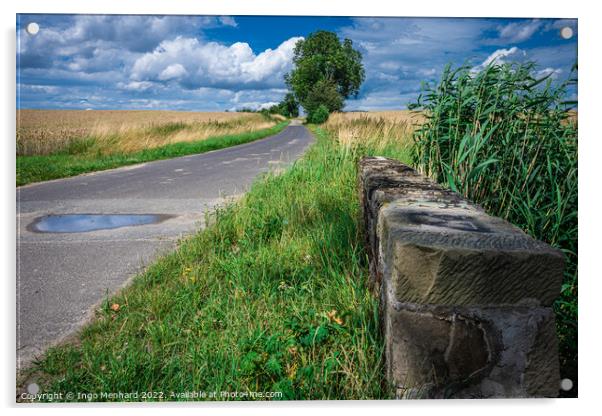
(358, 156, 564, 399)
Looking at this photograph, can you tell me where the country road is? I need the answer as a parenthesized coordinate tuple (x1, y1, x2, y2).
(16, 122, 314, 370)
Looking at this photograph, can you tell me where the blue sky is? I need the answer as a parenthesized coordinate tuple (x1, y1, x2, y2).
(16, 15, 577, 111)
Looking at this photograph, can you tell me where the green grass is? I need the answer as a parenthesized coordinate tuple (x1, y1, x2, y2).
(24, 126, 412, 402)
(17, 121, 289, 186)
(409, 61, 578, 396)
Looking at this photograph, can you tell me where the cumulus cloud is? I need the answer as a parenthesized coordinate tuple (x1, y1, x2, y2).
(16, 15, 577, 111)
(470, 46, 527, 73)
(130, 36, 303, 89)
(481, 46, 526, 66)
(158, 64, 188, 81)
(17, 14, 239, 71)
(17, 14, 297, 110)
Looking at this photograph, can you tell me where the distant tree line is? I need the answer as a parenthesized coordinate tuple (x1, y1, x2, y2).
(230, 93, 298, 118)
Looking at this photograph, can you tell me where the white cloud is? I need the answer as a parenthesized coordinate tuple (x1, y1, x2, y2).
(228, 89, 288, 110)
(17, 14, 239, 72)
(483, 47, 525, 66)
(218, 16, 238, 27)
(536, 67, 563, 79)
(230, 101, 279, 111)
(497, 19, 542, 43)
(117, 81, 157, 91)
(158, 63, 188, 81)
(130, 36, 303, 89)
(472, 46, 526, 72)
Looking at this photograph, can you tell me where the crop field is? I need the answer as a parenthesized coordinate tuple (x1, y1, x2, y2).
(16, 110, 288, 186)
(323, 110, 421, 151)
(17, 110, 280, 156)
(328, 110, 423, 124)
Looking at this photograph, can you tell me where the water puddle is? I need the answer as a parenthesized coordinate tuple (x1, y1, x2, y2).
(28, 214, 173, 233)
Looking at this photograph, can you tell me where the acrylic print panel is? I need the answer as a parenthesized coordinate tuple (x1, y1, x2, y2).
(16, 14, 578, 401)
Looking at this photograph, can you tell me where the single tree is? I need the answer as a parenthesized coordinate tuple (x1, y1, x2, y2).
(285, 31, 364, 114)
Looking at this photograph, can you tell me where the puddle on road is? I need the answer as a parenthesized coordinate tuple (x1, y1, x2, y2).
(28, 214, 173, 233)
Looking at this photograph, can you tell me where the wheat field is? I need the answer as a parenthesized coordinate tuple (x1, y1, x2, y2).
(17, 110, 279, 156)
(322, 110, 423, 151)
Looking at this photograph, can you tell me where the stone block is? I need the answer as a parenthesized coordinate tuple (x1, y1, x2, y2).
(358, 156, 565, 399)
(379, 202, 564, 306)
(383, 298, 560, 398)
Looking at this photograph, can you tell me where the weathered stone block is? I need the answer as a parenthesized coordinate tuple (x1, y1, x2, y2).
(359, 156, 564, 306)
(358, 156, 565, 399)
(383, 297, 560, 398)
(358, 156, 466, 291)
(379, 202, 564, 306)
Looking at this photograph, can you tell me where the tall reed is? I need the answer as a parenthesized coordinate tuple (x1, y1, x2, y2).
(409, 62, 578, 393)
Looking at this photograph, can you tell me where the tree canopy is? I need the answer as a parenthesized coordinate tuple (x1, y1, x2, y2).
(285, 31, 365, 114)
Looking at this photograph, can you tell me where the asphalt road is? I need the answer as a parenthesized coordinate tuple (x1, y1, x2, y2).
(16, 122, 314, 370)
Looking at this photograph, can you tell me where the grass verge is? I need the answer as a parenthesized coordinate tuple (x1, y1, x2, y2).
(22, 126, 412, 401)
(17, 121, 289, 186)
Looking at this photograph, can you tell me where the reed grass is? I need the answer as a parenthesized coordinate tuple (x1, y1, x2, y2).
(409, 61, 578, 395)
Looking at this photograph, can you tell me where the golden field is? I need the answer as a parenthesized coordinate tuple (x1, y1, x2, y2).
(17, 110, 281, 156)
(322, 110, 423, 151)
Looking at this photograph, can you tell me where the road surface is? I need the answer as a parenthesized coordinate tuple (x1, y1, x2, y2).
(16, 122, 314, 370)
